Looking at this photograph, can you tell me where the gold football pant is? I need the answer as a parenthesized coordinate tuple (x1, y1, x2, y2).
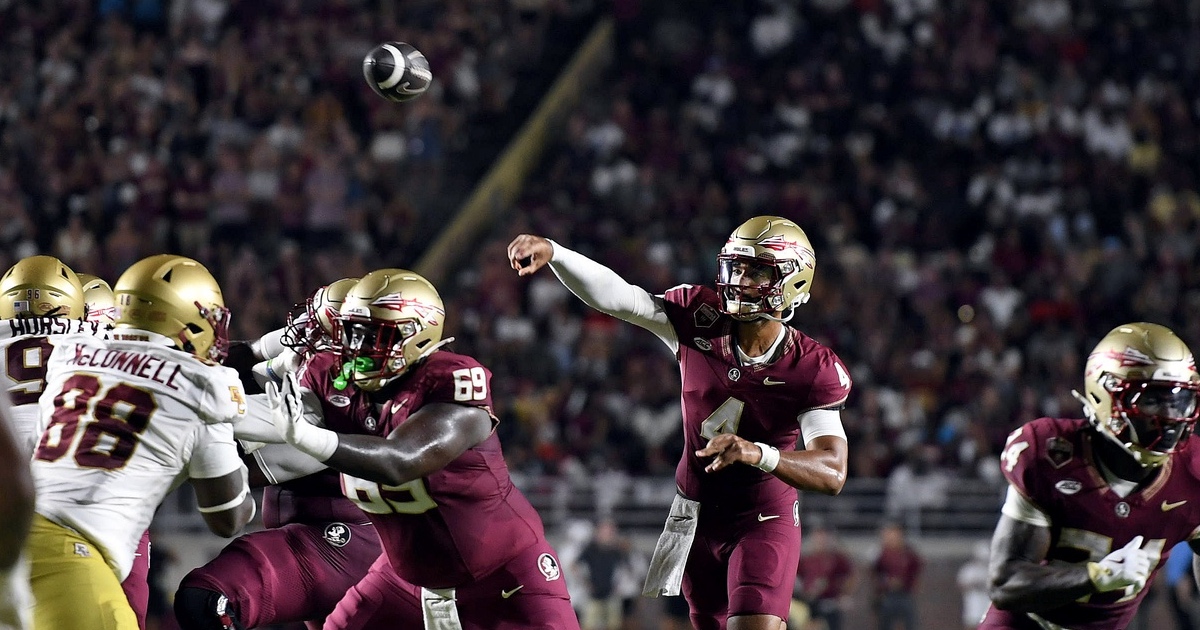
(26, 514, 138, 630)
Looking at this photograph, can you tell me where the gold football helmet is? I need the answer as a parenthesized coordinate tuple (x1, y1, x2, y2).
(283, 277, 359, 354)
(1076, 322, 1200, 467)
(717, 216, 816, 321)
(0, 255, 85, 319)
(78, 274, 116, 324)
(112, 255, 231, 361)
(335, 269, 445, 391)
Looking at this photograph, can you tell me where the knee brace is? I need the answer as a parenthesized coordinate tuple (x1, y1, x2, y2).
(174, 587, 245, 630)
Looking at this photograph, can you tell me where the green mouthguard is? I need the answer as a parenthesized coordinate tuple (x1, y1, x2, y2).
(332, 357, 377, 390)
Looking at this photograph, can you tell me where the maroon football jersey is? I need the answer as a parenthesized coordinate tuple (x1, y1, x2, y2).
(261, 470, 367, 529)
(662, 285, 851, 514)
(302, 350, 546, 589)
(997, 417, 1200, 629)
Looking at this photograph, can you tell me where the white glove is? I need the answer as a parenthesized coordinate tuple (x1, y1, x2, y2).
(1088, 535, 1153, 593)
(252, 347, 303, 389)
(267, 372, 338, 462)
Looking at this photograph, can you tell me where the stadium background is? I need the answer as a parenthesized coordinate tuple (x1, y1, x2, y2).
(5, 0, 1200, 627)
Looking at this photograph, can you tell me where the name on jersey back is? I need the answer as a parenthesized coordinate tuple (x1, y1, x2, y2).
(7, 318, 101, 337)
(66, 345, 183, 390)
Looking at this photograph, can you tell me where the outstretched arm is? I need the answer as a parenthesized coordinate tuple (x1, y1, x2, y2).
(322, 403, 493, 487)
(508, 234, 678, 351)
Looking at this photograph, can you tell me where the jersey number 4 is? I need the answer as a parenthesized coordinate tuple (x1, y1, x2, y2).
(700, 397, 745, 439)
(35, 374, 157, 471)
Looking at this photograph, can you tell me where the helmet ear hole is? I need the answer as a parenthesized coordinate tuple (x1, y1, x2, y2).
(161, 269, 173, 282)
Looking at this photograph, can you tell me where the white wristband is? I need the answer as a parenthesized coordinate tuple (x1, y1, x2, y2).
(291, 421, 340, 462)
(197, 486, 249, 513)
(753, 442, 780, 473)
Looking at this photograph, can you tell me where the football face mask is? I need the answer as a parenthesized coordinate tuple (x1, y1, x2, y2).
(334, 318, 420, 391)
(716, 255, 794, 320)
(1110, 380, 1200, 456)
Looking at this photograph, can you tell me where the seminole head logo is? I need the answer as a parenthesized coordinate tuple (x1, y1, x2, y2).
(756, 236, 816, 269)
(369, 293, 445, 324)
(1086, 347, 1155, 377)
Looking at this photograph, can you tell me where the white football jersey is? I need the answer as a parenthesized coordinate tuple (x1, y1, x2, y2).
(0, 317, 106, 455)
(31, 332, 247, 581)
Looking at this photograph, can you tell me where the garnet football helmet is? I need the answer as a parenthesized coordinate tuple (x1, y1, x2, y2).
(336, 269, 445, 391)
(1076, 323, 1200, 467)
(282, 277, 359, 355)
(0, 255, 85, 319)
(716, 216, 816, 321)
(113, 255, 231, 362)
(78, 273, 116, 324)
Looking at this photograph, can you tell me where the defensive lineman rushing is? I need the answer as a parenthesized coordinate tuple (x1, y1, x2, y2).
(984, 323, 1200, 629)
(508, 216, 852, 630)
(25, 254, 257, 630)
(175, 278, 383, 630)
(270, 269, 580, 629)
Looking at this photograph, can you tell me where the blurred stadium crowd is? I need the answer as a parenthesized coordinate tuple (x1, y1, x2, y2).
(451, 0, 1200, 482)
(4, 0, 1200, 487)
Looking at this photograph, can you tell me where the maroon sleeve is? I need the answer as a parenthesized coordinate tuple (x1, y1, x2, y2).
(661, 285, 718, 338)
(1000, 421, 1043, 503)
(805, 347, 852, 411)
(298, 351, 339, 397)
(419, 353, 495, 411)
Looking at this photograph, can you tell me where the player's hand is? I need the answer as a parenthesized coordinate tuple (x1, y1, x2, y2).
(507, 234, 554, 276)
(265, 373, 304, 444)
(266, 372, 338, 462)
(1089, 535, 1153, 593)
(695, 434, 763, 473)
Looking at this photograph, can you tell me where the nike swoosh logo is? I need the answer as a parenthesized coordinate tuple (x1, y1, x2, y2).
(757, 514, 780, 522)
(501, 585, 524, 599)
(1163, 500, 1188, 512)
(763, 377, 786, 386)
(390, 399, 409, 415)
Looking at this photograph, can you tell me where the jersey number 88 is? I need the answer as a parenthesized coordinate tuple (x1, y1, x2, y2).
(35, 373, 157, 471)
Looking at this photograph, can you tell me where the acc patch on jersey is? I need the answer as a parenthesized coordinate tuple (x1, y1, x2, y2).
(1045, 437, 1073, 468)
(537, 553, 561, 581)
(328, 394, 351, 408)
(323, 522, 351, 547)
(694, 304, 720, 328)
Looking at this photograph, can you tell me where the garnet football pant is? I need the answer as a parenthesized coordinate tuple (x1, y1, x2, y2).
(179, 521, 380, 628)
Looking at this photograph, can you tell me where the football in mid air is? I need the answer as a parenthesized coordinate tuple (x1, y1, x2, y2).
(362, 42, 432, 103)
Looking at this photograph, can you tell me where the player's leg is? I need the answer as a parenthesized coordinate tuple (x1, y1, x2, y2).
(27, 514, 140, 630)
(323, 554, 423, 630)
(681, 531, 730, 630)
(725, 519, 800, 630)
(121, 529, 151, 630)
(456, 540, 580, 630)
(176, 521, 381, 629)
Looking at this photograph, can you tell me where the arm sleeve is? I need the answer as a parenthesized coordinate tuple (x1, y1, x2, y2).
(251, 326, 291, 361)
(250, 443, 328, 485)
(547, 240, 678, 353)
(799, 408, 848, 446)
(1000, 484, 1052, 527)
(187, 423, 245, 479)
(233, 394, 287, 444)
